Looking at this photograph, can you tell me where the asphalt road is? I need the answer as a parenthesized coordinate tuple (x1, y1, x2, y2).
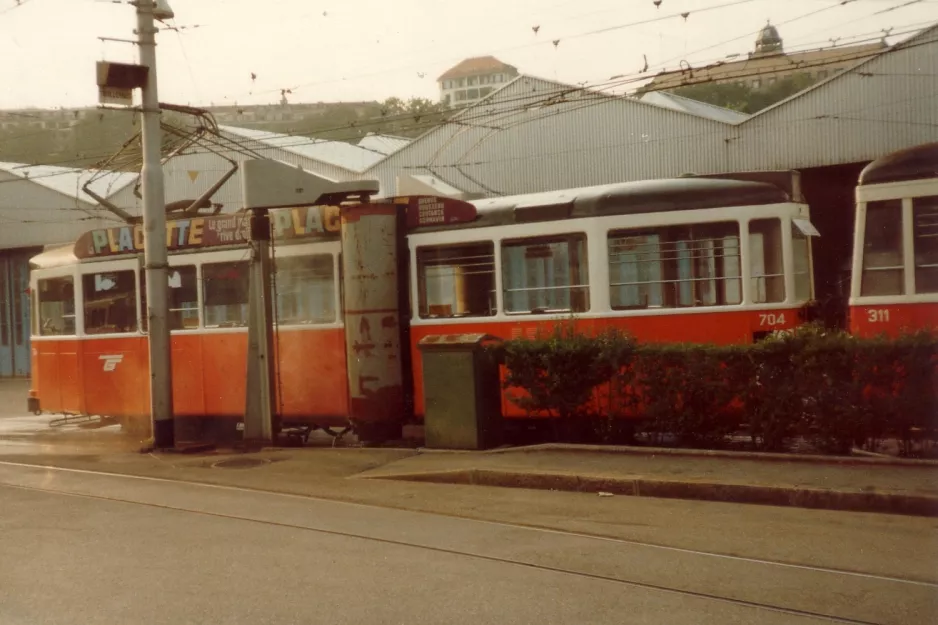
(1, 461, 935, 625)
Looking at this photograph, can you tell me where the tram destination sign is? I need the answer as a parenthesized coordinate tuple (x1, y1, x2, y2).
(74, 196, 478, 259)
(401, 195, 477, 229)
(75, 204, 343, 259)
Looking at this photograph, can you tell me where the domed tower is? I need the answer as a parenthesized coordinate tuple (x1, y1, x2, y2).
(753, 21, 783, 57)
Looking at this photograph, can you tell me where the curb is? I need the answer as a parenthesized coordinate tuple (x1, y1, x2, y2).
(483, 442, 938, 467)
(365, 468, 938, 517)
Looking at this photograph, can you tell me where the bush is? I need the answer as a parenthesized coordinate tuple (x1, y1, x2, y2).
(629, 344, 747, 448)
(500, 321, 938, 455)
(501, 322, 635, 441)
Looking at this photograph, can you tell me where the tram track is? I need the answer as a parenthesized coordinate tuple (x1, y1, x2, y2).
(0, 458, 933, 589)
(1, 459, 932, 625)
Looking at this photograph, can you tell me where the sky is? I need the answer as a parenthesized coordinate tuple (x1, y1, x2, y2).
(0, 0, 935, 110)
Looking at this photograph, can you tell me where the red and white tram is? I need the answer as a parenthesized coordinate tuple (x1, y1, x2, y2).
(849, 142, 938, 337)
(406, 177, 817, 419)
(27, 175, 818, 439)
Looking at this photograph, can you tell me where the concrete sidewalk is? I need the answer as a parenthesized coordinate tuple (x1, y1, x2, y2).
(356, 446, 938, 517)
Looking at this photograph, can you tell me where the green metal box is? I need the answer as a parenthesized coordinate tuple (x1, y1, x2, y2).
(418, 334, 503, 450)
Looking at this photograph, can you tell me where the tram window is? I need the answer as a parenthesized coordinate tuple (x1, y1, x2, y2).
(416, 242, 495, 319)
(274, 254, 336, 324)
(140, 266, 199, 331)
(502, 234, 588, 314)
(203, 262, 249, 328)
(792, 223, 812, 301)
(82, 270, 138, 335)
(37, 277, 76, 336)
(860, 200, 904, 297)
(749, 219, 785, 303)
(913, 196, 938, 294)
(608, 223, 741, 310)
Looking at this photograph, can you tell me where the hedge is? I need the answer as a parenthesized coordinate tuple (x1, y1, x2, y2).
(498, 322, 938, 456)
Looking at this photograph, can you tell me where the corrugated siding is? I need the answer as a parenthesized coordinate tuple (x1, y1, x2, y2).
(363, 77, 734, 197)
(0, 172, 121, 251)
(362, 26, 938, 198)
(729, 27, 938, 170)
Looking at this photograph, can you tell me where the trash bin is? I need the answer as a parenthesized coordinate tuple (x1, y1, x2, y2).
(418, 333, 503, 450)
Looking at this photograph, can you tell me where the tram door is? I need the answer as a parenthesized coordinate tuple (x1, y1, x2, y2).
(0, 250, 35, 377)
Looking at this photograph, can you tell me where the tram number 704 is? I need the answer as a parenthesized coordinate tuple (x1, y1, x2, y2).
(759, 313, 786, 327)
(866, 308, 891, 323)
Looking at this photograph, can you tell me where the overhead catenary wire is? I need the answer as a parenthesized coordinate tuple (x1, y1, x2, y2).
(91, 31, 938, 164)
(0, 16, 929, 159)
(1, 25, 934, 189)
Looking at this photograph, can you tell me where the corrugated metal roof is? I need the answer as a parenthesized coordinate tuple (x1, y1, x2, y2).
(357, 133, 411, 156)
(0, 162, 137, 205)
(638, 91, 750, 124)
(361, 75, 735, 197)
(218, 125, 385, 172)
(360, 24, 938, 198)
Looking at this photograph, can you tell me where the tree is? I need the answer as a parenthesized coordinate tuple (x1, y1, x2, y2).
(670, 72, 818, 114)
(372, 97, 449, 138)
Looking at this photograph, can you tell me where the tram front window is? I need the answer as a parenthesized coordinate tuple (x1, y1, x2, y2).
(37, 277, 76, 336)
(82, 270, 138, 335)
(861, 200, 904, 296)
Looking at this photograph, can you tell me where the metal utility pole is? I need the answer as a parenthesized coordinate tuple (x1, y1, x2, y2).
(136, 0, 174, 448)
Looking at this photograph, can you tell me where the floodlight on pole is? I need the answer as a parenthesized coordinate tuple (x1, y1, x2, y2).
(153, 0, 175, 21)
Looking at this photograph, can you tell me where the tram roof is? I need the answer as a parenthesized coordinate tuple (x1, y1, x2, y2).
(434, 177, 791, 231)
(859, 142, 938, 186)
(29, 244, 79, 270)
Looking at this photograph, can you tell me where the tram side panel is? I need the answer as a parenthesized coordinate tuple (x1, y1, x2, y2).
(79, 336, 149, 419)
(406, 200, 816, 422)
(275, 326, 350, 425)
(408, 308, 806, 420)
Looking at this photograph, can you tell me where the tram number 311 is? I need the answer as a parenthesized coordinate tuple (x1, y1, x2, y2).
(759, 313, 787, 327)
(866, 308, 891, 323)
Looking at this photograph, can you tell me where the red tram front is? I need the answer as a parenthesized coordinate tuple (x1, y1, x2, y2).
(849, 142, 938, 337)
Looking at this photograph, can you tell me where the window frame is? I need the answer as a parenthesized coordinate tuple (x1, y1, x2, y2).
(606, 221, 743, 311)
(501, 232, 590, 315)
(76, 259, 139, 337)
(859, 199, 905, 298)
(272, 251, 340, 327)
(34, 270, 79, 338)
(911, 195, 938, 295)
(415, 240, 497, 320)
(269, 241, 343, 330)
(140, 262, 202, 332)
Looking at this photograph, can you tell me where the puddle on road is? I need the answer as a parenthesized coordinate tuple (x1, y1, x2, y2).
(0, 412, 133, 457)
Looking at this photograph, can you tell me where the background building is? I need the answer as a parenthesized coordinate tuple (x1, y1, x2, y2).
(437, 56, 520, 107)
(644, 22, 888, 92)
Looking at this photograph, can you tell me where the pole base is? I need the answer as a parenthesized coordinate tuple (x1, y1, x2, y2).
(152, 419, 175, 449)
